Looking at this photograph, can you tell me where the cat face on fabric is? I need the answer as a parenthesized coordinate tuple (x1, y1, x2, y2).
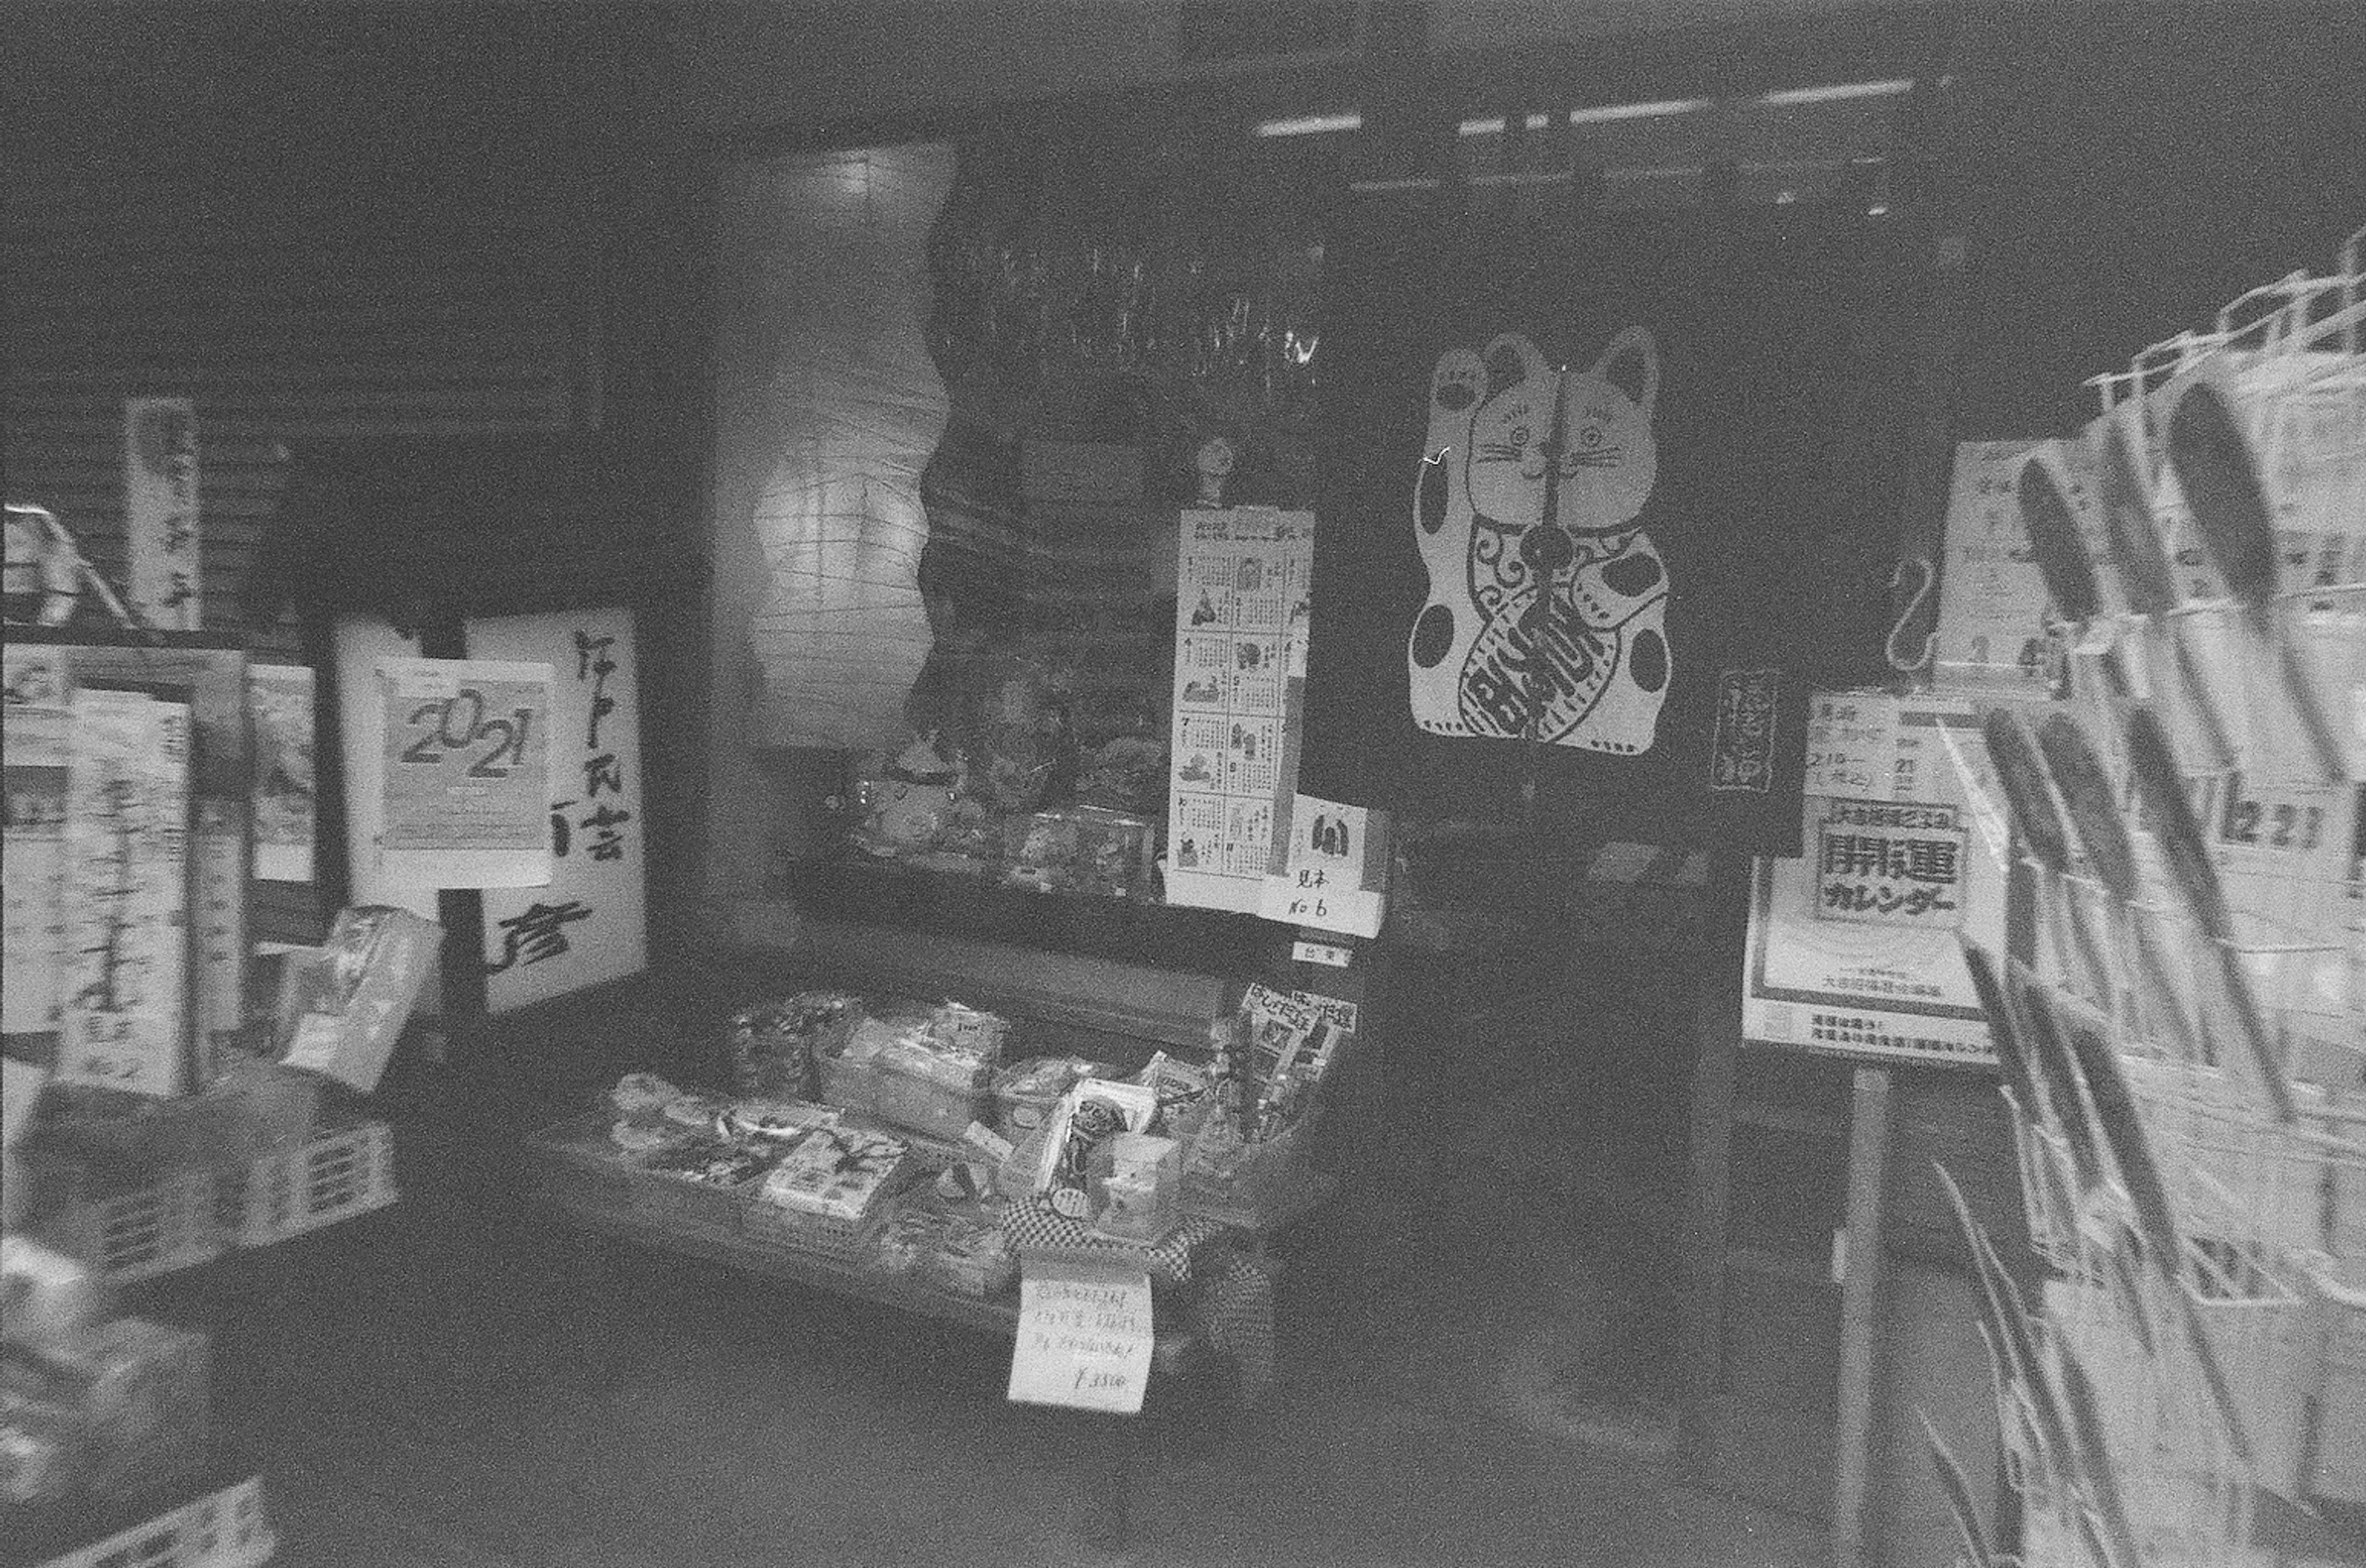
(1408, 328, 1673, 753)
(1461, 333, 1659, 547)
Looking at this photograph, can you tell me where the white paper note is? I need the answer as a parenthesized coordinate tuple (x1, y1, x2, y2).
(1007, 1261, 1155, 1415)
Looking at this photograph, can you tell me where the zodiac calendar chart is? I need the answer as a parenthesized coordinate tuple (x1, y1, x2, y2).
(1166, 509, 1315, 914)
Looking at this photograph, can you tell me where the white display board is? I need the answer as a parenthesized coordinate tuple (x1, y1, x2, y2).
(468, 607, 649, 1012)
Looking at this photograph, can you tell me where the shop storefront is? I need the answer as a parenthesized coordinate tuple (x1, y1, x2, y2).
(4, 5, 2362, 1566)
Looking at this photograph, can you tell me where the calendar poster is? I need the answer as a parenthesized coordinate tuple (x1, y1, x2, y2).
(1166, 510, 1315, 914)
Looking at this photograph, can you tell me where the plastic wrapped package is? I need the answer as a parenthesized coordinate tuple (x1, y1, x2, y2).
(870, 1034, 993, 1142)
(723, 992, 863, 1100)
(867, 1198, 948, 1280)
(992, 1057, 1108, 1141)
(930, 1204, 1017, 1298)
(759, 1127, 914, 1223)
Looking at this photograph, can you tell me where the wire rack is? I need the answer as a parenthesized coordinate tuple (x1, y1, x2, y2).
(1967, 224, 2366, 1567)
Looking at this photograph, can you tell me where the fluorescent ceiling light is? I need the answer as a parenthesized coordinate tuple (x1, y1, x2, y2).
(1758, 78, 1916, 107)
(1254, 111, 1363, 137)
(1458, 113, 1557, 137)
(1567, 97, 1710, 125)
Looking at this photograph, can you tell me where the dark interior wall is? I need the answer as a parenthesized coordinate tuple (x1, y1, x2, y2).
(3, 1, 713, 954)
(1933, 3, 2366, 439)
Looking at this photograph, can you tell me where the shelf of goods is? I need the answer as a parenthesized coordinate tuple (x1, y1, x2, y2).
(1947, 237, 2366, 1568)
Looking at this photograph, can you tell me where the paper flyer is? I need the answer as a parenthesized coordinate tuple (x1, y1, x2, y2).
(2, 646, 71, 1037)
(249, 664, 316, 884)
(1258, 793, 1389, 938)
(375, 656, 555, 890)
(1930, 438, 2080, 695)
(1165, 508, 1315, 914)
(468, 609, 649, 1011)
(1744, 691, 2007, 1068)
(60, 688, 191, 1097)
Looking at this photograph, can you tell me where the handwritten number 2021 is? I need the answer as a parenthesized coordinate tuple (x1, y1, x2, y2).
(402, 688, 532, 778)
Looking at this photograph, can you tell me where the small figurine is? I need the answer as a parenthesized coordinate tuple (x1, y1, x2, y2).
(1193, 436, 1238, 508)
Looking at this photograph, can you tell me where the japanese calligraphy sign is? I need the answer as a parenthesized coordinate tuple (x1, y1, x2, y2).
(468, 609, 648, 1012)
(1705, 668, 1781, 794)
(1007, 1261, 1155, 1415)
(124, 397, 200, 632)
(1167, 510, 1315, 914)
(60, 689, 191, 1097)
(1744, 691, 2007, 1069)
(376, 656, 554, 890)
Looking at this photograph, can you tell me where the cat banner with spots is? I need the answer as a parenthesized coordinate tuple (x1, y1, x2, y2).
(1302, 199, 1919, 852)
(1409, 328, 1673, 754)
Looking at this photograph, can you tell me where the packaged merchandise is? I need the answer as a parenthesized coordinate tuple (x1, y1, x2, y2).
(0, 1389, 79, 1507)
(930, 1205, 1017, 1298)
(818, 1013, 923, 1113)
(1092, 1132, 1181, 1243)
(927, 1000, 1009, 1065)
(870, 1033, 994, 1142)
(658, 1092, 736, 1133)
(273, 905, 441, 1093)
(723, 992, 862, 1100)
(867, 1198, 948, 1279)
(723, 1099, 840, 1142)
(609, 1072, 684, 1121)
(1001, 807, 1156, 898)
(51, 1317, 210, 1502)
(758, 1127, 914, 1222)
(1, 1237, 104, 1358)
(1036, 1079, 1158, 1220)
(639, 1136, 781, 1188)
(992, 1056, 1107, 1140)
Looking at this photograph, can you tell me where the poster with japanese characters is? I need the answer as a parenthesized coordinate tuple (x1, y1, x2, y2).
(124, 396, 200, 632)
(1930, 438, 2076, 694)
(60, 689, 191, 1097)
(1166, 509, 1315, 914)
(3, 646, 72, 1038)
(249, 664, 315, 884)
(467, 609, 648, 1011)
(1743, 691, 2009, 1069)
(375, 656, 554, 890)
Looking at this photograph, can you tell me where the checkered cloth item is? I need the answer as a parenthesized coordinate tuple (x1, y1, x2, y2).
(1195, 1248, 1277, 1408)
(1002, 1198, 1230, 1285)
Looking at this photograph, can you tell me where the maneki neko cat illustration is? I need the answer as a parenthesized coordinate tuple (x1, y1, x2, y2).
(1407, 328, 1672, 753)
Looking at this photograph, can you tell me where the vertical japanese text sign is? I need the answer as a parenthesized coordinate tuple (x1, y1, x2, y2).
(468, 609, 648, 1011)
(125, 397, 200, 631)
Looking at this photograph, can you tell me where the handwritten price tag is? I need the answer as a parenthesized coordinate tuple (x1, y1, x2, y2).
(1007, 1261, 1155, 1415)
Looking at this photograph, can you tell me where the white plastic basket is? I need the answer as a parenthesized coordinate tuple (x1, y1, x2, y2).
(52, 1166, 228, 1286)
(222, 1122, 397, 1248)
(32, 1474, 275, 1568)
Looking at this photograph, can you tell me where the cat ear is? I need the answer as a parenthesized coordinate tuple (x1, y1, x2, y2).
(1592, 327, 1660, 420)
(1481, 333, 1551, 397)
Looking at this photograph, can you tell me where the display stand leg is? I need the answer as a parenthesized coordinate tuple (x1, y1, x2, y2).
(1832, 1066, 1894, 1568)
(1080, 1412, 1139, 1551)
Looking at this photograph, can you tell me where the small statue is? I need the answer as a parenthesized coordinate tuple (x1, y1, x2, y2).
(1193, 436, 1238, 508)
